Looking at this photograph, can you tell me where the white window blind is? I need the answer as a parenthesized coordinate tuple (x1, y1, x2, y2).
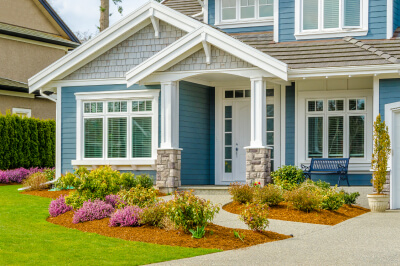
(328, 116, 344, 158)
(349, 116, 365, 157)
(241, 0, 255, 19)
(222, 0, 237, 20)
(108, 117, 127, 158)
(308, 117, 323, 158)
(324, 0, 339, 29)
(132, 117, 152, 158)
(84, 118, 103, 158)
(303, 0, 319, 30)
(344, 0, 361, 27)
(259, 0, 273, 17)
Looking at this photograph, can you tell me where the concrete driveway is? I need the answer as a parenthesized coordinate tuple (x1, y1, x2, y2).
(156, 195, 400, 265)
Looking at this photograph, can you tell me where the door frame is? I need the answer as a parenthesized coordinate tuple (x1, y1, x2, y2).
(385, 101, 400, 209)
(215, 84, 281, 185)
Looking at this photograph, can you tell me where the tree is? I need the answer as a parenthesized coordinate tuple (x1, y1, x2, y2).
(100, 0, 123, 31)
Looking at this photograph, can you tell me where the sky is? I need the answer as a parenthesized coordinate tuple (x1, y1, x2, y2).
(48, 0, 150, 36)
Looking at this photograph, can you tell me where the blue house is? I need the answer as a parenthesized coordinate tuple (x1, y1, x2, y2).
(29, 0, 400, 209)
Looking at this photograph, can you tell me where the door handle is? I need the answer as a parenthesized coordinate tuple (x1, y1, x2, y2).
(236, 143, 239, 157)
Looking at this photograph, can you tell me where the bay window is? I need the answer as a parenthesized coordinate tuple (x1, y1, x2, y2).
(306, 97, 366, 160)
(74, 90, 159, 168)
(217, 0, 273, 28)
(296, 0, 368, 39)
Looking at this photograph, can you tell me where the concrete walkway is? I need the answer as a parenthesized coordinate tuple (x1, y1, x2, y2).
(157, 195, 400, 266)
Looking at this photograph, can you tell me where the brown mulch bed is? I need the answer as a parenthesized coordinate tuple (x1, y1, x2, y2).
(48, 211, 291, 250)
(21, 190, 75, 199)
(223, 201, 370, 226)
(0, 183, 21, 186)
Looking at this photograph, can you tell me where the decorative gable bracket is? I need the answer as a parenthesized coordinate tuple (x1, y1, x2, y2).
(149, 8, 160, 38)
(201, 32, 211, 64)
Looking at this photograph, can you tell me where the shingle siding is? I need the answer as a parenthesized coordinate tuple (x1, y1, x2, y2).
(63, 21, 186, 80)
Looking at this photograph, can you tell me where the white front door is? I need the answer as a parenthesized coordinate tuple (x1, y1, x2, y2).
(392, 111, 400, 209)
(223, 100, 250, 183)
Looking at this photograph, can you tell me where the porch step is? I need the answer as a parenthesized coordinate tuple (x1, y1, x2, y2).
(178, 185, 230, 195)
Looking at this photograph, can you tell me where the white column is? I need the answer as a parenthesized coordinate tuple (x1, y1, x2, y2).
(250, 77, 267, 147)
(56, 86, 62, 178)
(373, 75, 380, 120)
(160, 81, 179, 149)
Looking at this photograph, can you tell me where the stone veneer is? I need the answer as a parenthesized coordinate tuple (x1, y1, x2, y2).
(245, 147, 271, 186)
(156, 149, 181, 193)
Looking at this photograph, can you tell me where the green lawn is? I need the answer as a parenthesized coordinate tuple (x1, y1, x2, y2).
(0, 185, 219, 265)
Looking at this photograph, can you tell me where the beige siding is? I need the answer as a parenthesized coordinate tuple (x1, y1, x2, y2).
(297, 77, 373, 92)
(0, 0, 60, 35)
(64, 21, 187, 80)
(0, 94, 56, 120)
(0, 38, 66, 83)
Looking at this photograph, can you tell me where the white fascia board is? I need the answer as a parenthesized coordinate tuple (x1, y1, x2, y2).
(28, 1, 201, 93)
(288, 64, 400, 79)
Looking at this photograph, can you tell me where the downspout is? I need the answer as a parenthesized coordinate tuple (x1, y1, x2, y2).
(192, 0, 208, 24)
(18, 89, 58, 191)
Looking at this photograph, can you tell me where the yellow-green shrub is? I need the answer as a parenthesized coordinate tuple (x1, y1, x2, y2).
(228, 182, 254, 204)
(240, 203, 269, 231)
(117, 185, 158, 208)
(254, 184, 284, 206)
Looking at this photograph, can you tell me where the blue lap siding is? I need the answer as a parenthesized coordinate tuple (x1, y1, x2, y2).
(285, 83, 295, 165)
(179, 81, 215, 185)
(60, 84, 159, 178)
(379, 79, 400, 121)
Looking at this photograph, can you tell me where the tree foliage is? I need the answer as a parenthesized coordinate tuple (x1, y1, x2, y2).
(371, 114, 391, 194)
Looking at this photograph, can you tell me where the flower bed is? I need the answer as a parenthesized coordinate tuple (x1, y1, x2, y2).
(47, 211, 290, 250)
(0, 167, 54, 184)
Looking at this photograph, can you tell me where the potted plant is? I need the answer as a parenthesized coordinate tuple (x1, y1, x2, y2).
(368, 114, 391, 212)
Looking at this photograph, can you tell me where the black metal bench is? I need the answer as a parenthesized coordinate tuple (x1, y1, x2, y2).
(301, 158, 350, 187)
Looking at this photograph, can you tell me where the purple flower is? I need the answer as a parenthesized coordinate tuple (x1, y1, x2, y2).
(0, 167, 55, 184)
(109, 206, 142, 227)
(73, 200, 114, 224)
(104, 194, 121, 208)
(49, 196, 72, 217)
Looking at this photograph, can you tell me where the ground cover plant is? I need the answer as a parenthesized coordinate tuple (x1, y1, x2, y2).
(1, 185, 218, 265)
(0, 167, 54, 184)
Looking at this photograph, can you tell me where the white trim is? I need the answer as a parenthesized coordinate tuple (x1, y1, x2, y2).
(204, 0, 209, 24)
(12, 108, 31, 118)
(373, 76, 380, 120)
(74, 90, 160, 167)
(56, 86, 62, 178)
(28, 1, 201, 93)
(273, 0, 279, 42)
(0, 89, 35, 98)
(280, 84, 286, 166)
(160, 81, 180, 149)
(126, 26, 288, 87)
(384, 101, 400, 209)
(215, 87, 224, 185)
(214, 0, 274, 29)
(387, 0, 394, 39)
(288, 64, 400, 79)
(0, 34, 70, 52)
(150, 8, 160, 38)
(48, 78, 126, 88)
(294, 0, 369, 40)
(249, 77, 267, 147)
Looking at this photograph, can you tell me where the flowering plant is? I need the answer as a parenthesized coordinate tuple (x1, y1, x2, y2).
(252, 182, 261, 188)
(228, 183, 254, 204)
(109, 206, 142, 227)
(72, 200, 114, 224)
(49, 196, 72, 217)
(240, 203, 269, 232)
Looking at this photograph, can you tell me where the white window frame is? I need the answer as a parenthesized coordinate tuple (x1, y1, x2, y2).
(298, 90, 373, 171)
(294, 0, 369, 40)
(215, 0, 274, 29)
(12, 108, 31, 118)
(72, 90, 160, 168)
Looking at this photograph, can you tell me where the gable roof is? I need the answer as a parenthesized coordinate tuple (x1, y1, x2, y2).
(28, 1, 288, 92)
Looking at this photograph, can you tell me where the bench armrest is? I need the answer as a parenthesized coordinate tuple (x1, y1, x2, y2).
(337, 164, 348, 173)
(301, 164, 310, 172)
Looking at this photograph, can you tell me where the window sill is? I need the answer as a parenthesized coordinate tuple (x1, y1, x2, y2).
(71, 159, 156, 169)
(294, 29, 368, 40)
(215, 18, 273, 29)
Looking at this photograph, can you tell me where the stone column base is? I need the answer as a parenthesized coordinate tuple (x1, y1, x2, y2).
(245, 147, 271, 187)
(156, 149, 181, 193)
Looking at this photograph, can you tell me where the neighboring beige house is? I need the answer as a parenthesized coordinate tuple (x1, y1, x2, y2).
(0, 0, 79, 119)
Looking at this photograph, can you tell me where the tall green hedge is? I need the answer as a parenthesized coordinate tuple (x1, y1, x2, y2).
(0, 113, 55, 170)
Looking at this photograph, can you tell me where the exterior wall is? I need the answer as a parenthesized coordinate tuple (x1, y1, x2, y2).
(64, 22, 186, 80)
(164, 46, 254, 72)
(0, 37, 67, 83)
(60, 84, 159, 177)
(207, 0, 273, 32)
(394, 0, 400, 34)
(285, 83, 295, 165)
(278, 0, 387, 42)
(0, 0, 60, 35)
(0, 94, 56, 119)
(379, 78, 400, 120)
(179, 81, 215, 185)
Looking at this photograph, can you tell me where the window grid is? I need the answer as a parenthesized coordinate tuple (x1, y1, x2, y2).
(221, 0, 273, 22)
(224, 105, 233, 173)
(82, 100, 154, 160)
(306, 98, 366, 160)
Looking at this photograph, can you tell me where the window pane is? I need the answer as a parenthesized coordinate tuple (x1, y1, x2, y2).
(132, 117, 152, 158)
(225, 160, 232, 173)
(241, 0, 255, 20)
(357, 99, 365, 110)
(344, 0, 360, 27)
(316, 100, 324, 111)
(132, 101, 139, 112)
(267, 132, 274, 145)
(97, 102, 103, 112)
(267, 104, 274, 117)
(337, 100, 344, 111)
(139, 101, 145, 112)
(222, 0, 236, 20)
(303, 0, 319, 30)
(225, 106, 232, 118)
(328, 100, 336, 111)
(259, 0, 273, 17)
(308, 101, 316, 112)
(225, 147, 232, 159)
(84, 118, 103, 158)
(267, 118, 274, 131)
(349, 116, 364, 157)
(225, 120, 232, 132)
(225, 133, 232, 145)
(328, 116, 344, 158)
(308, 117, 323, 158)
(225, 90, 234, 98)
(146, 100, 152, 111)
(266, 89, 274, 97)
(245, 90, 251, 97)
(324, 0, 339, 29)
(235, 90, 244, 98)
(108, 117, 127, 158)
(349, 99, 357, 110)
